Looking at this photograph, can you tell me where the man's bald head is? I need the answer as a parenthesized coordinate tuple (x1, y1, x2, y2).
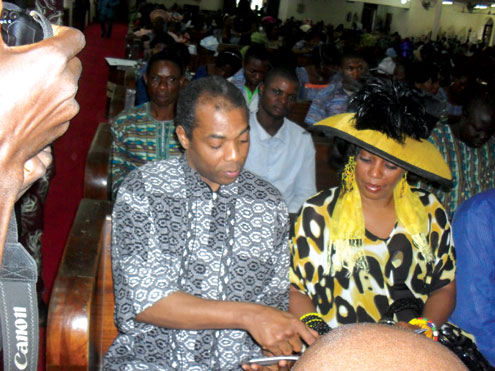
(293, 323, 466, 371)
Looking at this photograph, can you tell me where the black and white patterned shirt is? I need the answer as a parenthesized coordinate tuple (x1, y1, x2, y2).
(104, 155, 290, 370)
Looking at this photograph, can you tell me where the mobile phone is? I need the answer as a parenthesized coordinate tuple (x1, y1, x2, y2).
(246, 355, 300, 366)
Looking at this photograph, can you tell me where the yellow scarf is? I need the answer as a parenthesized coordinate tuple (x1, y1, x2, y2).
(327, 156, 433, 276)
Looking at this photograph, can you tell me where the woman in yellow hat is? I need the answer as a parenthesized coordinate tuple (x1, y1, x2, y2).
(289, 78, 456, 339)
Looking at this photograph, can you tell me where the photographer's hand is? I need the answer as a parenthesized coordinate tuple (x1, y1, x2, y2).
(0, 0, 85, 264)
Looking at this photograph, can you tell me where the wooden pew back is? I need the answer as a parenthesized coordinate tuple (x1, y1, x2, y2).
(84, 122, 112, 201)
(47, 199, 116, 370)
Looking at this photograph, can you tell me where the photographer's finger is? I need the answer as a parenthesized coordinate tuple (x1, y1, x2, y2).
(48, 25, 85, 60)
(66, 56, 83, 88)
(36, 146, 53, 168)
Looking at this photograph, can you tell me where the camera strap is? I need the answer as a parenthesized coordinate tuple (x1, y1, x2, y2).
(0, 213, 38, 371)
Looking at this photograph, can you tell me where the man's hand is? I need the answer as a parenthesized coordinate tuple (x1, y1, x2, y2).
(17, 146, 53, 200)
(243, 305, 317, 356)
(0, 5, 85, 203)
(242, 360, 292, 371)
(0, 0, 85, 264)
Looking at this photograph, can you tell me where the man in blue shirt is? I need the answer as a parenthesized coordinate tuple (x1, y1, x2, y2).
(305, 51, 368, 125)
(449, 189, 495, 366)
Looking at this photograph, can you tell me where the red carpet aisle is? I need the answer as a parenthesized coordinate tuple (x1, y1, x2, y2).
(38, 21, 126, 369)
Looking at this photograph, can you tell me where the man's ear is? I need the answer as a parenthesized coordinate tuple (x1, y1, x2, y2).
(176, 125, 190, 150)
(259, 82, 265, 97)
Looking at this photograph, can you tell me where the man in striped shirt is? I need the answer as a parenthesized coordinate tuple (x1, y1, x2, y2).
(419, 87, 495, 218)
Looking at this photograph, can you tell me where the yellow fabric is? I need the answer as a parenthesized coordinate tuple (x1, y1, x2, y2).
(328, 159, 434, 276)
(314, 113, 452, 183)
(329, 156, 367, 275)
(289, 187, 456, 328)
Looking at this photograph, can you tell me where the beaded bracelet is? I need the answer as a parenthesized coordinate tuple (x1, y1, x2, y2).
(408, 317, 439, 341)
(300, 312, 331, 335)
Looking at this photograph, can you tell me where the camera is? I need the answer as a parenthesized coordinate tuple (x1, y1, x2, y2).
(0, 1, 52, 46)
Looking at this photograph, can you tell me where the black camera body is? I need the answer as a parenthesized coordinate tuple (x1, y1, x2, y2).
(0, 2, 52, 46)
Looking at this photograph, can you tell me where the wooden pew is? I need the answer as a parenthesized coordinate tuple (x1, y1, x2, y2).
(46, 199, 116, 370)
(288, 101, 311, 128)
(84, 122, 112, 201)
(313, 135, 339, 191)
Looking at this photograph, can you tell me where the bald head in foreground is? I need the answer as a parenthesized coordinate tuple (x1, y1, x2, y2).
(293, 323, 466, 371)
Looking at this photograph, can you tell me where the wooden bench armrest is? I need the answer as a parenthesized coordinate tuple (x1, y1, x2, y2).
(47, 198, 114, 370)
(84, 122, 112, 200)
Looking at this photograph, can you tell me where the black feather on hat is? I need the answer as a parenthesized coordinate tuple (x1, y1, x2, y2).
(348, 78, 429, 143)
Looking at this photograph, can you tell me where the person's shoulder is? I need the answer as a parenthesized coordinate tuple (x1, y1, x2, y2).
(411, 187, 450, 223)
(121, 157, 184, 192)
(111, 103, 148, 126)
(411, 187, 439, 205)
(303, 187, 340, 208)
(284, 117, 311, 139)
(456, 189, 495, 218)
(283, 118, 314, 144)
(238, 169, 285, 202)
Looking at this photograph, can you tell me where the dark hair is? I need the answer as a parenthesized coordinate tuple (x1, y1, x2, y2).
(244, 44, 270, 64)
(349, 77, 429, 142)
(215, 48, 242, 72)
(312, 44, 341, 67)
(166, 42, 191, 72)
(407, 61, 438, 85)
(263, 66, 299, 87)
(146, 48, 185, 76)
(341, 49, 366, 66)
(150, 32, 175, 49)
(176, 76, 248, 138)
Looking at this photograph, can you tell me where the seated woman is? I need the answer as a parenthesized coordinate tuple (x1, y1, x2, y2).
(290, 78, 456, 336)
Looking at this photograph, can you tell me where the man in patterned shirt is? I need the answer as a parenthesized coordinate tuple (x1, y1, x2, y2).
(105, 76, 316, 370)
(110, 49, 185, 199)
(419, 87, 495, 218)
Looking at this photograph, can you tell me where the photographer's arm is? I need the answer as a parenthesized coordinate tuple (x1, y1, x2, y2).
(0, 0, 84, 263)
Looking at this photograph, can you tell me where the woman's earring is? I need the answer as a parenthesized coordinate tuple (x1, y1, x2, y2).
(342, 156, 356, 193)
(398, 171, 408, 198)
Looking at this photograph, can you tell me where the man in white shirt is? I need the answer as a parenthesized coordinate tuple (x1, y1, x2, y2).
(244, 67, 317, 217)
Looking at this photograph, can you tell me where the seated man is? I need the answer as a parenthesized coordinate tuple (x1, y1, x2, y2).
(293, 323, 465, 370)
(228, 44, 270, 113)
(244, 67, 316, 217)
(104, 76, 316, 370)
(419, 86, 495, 218)
(449, 189, 495, 366)
(304, 51, 368, 125)
(110, 49, 185, 199)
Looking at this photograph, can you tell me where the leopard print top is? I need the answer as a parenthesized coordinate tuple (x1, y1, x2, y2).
(290, 187, 456, 327)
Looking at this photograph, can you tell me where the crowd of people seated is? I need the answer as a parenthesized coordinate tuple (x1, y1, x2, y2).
(104, 1, 495, 369)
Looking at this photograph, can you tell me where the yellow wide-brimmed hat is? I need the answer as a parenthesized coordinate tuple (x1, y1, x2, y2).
(313, 113, 453, 187)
